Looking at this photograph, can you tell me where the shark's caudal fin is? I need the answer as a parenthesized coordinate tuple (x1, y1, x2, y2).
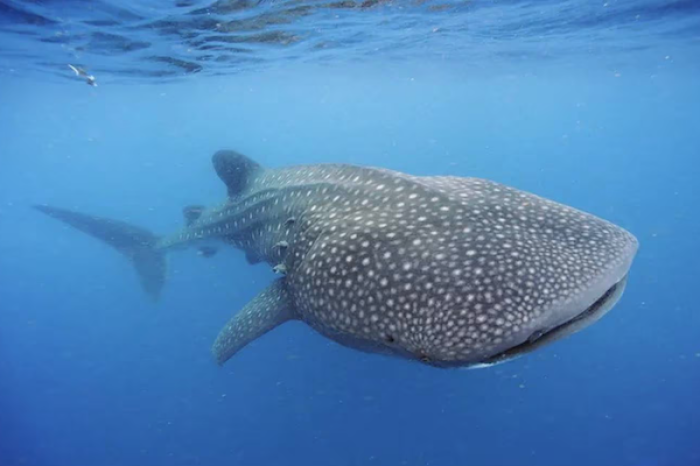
(33, 205, 166, 300)
(212, 279, 295, 365)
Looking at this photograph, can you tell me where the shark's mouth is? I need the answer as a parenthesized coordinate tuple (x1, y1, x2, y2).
(478, 274, 629, 366)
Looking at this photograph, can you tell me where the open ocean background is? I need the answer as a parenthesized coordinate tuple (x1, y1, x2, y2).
(1, 1, 699, 465)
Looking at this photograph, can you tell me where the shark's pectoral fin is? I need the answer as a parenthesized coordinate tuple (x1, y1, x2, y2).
(212, 279, 295, 366)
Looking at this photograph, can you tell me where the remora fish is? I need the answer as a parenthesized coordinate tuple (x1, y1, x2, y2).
(34, 150, 638, 368)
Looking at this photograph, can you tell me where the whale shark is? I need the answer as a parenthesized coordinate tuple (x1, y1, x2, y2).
(34, 150, 638, 368)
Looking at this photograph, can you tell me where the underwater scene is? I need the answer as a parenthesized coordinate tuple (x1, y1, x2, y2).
(1, 1, 699, 465)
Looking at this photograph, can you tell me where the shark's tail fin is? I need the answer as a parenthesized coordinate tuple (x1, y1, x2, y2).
(33, 205, 166, 300)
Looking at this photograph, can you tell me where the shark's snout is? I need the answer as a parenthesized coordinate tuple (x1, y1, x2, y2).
(472, 229, 639, 367)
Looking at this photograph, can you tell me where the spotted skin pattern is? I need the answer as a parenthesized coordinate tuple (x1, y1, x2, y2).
(35, 151, 638, 368)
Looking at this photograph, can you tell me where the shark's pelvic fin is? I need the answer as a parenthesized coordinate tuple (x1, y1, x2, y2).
(212, 150, 263, 197)
(33, 205, 166, 300)
(212, 279, 295, 365)
(244, 250, 262, 265)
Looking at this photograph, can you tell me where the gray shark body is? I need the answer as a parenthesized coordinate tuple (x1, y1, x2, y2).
(35, 150, 638, 368)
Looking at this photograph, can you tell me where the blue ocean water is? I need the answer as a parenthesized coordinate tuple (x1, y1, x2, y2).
(1, 1, 699, 465)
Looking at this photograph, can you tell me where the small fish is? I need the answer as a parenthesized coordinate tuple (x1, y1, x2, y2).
(68, 64, 97, 87)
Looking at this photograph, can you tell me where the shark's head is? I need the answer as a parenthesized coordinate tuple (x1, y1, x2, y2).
(428, 236, 638, 369)
(385, 179, 639, 368)
(292, 175, 639, 369)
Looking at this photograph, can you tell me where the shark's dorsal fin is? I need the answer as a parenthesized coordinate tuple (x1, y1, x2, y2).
(212, 150, 263, 197)
(211, 279, 295, 365)
(183, 205, 205, 226)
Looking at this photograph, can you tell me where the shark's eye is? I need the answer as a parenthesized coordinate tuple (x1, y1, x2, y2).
(384, 334, 395, 344)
